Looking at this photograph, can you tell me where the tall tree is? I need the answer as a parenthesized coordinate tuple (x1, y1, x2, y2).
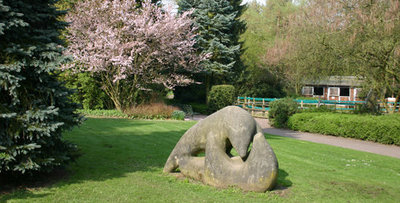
(178, 0, 246, 100)
(237, 1, 287, 98)
(267, 0, 400, 111)
(65, 0, 204, 111)
(0, 0, 81, 175)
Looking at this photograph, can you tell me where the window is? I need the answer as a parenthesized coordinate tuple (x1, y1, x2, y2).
(329, 87, 339, 97)
(313, 87, 324, 96)
(340, 87, 350, 96)
(302, 86, 313, 95)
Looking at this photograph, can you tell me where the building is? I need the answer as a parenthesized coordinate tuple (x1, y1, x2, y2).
(302, 76, 363, 101)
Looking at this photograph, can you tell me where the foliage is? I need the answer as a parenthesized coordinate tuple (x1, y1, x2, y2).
(265, 0, 400, 107)
(124, 103, 179, 120)
(295, 96, 318, 101)
(2, 118, 400, 202)
(235, 1, 290, 99)
(288, 112, 400, 145)
(268, 97, 298, 128)
(299, 105, 335, 113)
(236, 65, 285, 98)
(171, 81, 206, 104)
(64, 0, 204, 111)
(207, 85, 236, 112)
(76, 109, 129, 118)
(60, 71, 113, 110)
(0, 0, 81, 175)
(178, 0, 246, 98)
(190, 103, 209, 115)
(171, 110, 186, 120)
(257, 0, 299, 95)
(77, 103, 183, 120)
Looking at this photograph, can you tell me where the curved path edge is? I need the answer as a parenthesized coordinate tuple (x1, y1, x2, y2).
(254, 118, 400, 159)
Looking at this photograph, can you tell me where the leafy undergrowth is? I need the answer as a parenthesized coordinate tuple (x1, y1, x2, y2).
(1, 118, 400, 202)
(76, 109, 129, 118)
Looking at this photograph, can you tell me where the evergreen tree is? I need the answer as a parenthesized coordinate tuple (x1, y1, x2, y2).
(178, 0, 246, 100)
(0, 0, 81, 175)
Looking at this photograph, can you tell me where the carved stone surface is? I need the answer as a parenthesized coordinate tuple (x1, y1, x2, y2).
(163, 106, 278, 192)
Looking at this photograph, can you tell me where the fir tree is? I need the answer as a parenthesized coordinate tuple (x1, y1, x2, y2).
(0, 0, 81, 175)
(178, 0, 246, 99)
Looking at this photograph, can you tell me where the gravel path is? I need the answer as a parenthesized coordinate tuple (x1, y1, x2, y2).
(189, 115, 400, 159)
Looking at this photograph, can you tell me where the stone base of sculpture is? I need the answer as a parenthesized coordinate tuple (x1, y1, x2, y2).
(163, 106, 278, 192)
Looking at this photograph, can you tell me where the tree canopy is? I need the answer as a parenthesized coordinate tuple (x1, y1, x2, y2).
(65, 0, 204, 111)
(178, 0, 246, 100)
(0, 0, 81, 175)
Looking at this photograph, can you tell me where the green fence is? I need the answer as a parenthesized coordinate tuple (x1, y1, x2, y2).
(236, 97, 399, 114)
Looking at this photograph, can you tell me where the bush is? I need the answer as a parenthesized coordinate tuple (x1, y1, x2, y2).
(208, 85, 235, 113)
(287, 112, 400, 145)
(236, 65, 285, 98)
(295, 96, 319, 101)
(171, 111, 186, 120)
(60, 71, 114, 110)
(190, 103, 209, 115)
(124, 103, 179, 119)
(77, 109, 129, 118)
(268, 98, 298, 128)
(300, 105, 335, 113)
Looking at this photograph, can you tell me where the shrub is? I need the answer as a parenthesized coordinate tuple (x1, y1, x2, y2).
(300, 105, 335, 113)
(236, 66, 285, 99)
(171, 111, 186, 120)
(208, 85, 236, 113)
(60, 71, 114, 110)
(124, 103, 179, 119)
(268, 98, 298, 128)
(190, 103, 209, 115)
(287, 112, 400, 145)
(77, 109, 129, 118)
(295, 96, 319, 101)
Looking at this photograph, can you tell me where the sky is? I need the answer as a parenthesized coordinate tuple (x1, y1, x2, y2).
(243, 0, 266, 5)
(162, 0, 266, 9)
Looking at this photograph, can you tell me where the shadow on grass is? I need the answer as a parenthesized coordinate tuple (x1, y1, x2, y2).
(276, 169, 292, 188)
(1, 118, 291, 201)
(0, 118, 192, 201)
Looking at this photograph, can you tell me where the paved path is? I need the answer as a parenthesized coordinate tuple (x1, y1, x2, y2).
(254, 118, 400, 159)
(189, 115, 400, 159)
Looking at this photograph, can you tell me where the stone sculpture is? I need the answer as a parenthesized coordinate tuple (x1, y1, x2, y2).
(163, 106, 278, 192)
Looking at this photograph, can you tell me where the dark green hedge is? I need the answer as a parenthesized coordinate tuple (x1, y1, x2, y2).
(287, 112, 400, 145)
(208, 85, 235, 113)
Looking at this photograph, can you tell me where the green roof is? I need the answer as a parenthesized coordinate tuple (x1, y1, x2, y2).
(304, 76, 363, 87)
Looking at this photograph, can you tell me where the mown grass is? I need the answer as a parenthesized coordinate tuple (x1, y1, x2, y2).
(1, 118, 400, 202)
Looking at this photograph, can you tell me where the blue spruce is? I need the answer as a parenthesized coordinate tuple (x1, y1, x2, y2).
(0, 0, 82, 175)
(178, 0, 246, 99)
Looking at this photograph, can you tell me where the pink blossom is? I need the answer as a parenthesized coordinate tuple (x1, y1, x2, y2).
(64, 0, 205, 89)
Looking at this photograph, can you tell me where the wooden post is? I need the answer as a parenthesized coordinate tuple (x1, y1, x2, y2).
(318, 98, 321, 108)
(252, 98, 255, 116)
(301, 100, 304, 109)
(262, 99, 265, 117)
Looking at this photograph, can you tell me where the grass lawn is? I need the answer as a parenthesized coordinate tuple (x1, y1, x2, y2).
(1, 118, 400, 202)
